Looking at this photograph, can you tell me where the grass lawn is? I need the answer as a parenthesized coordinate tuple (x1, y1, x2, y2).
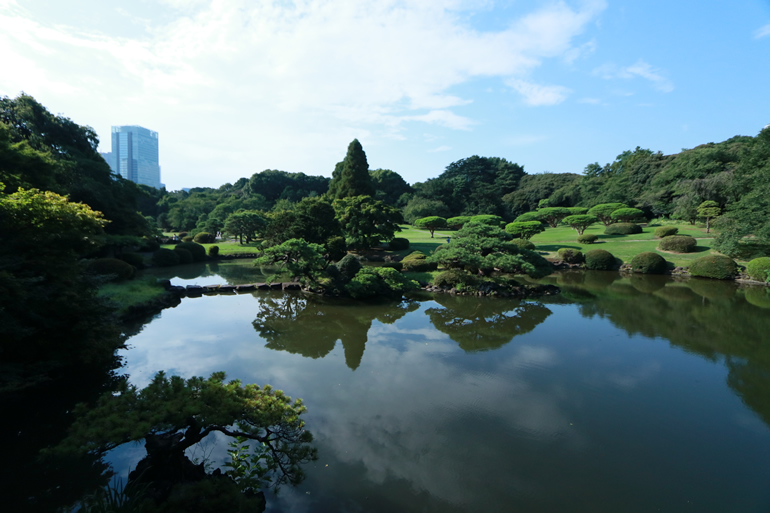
(390, 225, 454, 257)
(97, 277, 167, 314)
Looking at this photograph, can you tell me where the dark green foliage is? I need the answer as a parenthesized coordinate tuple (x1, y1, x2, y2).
(654, 226, 679, 238)
(505, 221, 545, 239)
(432, 269, 478, 288)
(562, 214, 598, 235)
(414, 216, 447, 237)
(178, 232, 188, 238)
(328, 139, 375, 199)
(402, 197, 451, 224)
(119, 252, 146, 269)
(388, 237, 410, 251)
(513, 212, 542, 223)
(345, 267, 419, 299)
(174, 247, 193, 264)
(689, 255, 738, 280)
(470, 214, 504, 226)
(255, 239, 327, 283)
(224, 211, 266, 244)
(247, 169, 328, 205)
(502, 172, 581, 214)
(610, 207, 645, 223)
(208, 245, 220, 257)
(325, 235, 347, 262)
(369, 169, 412, 205)
(263, 197, 341, 247)
(630, 252, 668, 274)
(537, 207, 571, 228)
(605, 223, 643, 235)
(746, 257, 770, 282)
(138, 238, 160, 252)
(511, 239, 535, 250)
(566, 207, 589, 215)
(588, 203, 629, 225)
(557, 248, 584, 264)
(697, 200, 721, 233)
(181, 236, 193, 242)
(152, 248, 180, 267)
(86, 258, 135, 281)
(382, 262, 403, 271)
(335, 254, 363, 282)
(193, 231, 215, 243)
(577, 234, 598, 244)
(333, 195, 403, 250)
(659, 235, 697, 253)
(402, 251, 437, 272)
(446, 216, 471, 229)
(176, 241, 206, 262)
(585, 249, 618, 270)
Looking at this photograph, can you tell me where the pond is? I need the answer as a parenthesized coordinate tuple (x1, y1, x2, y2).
(112, 264, 770, 512)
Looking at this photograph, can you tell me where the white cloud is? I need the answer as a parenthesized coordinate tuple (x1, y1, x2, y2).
(0, 0, 606, 187)
(754, 23, 770, 39)
(507, 79, 571, 106)
(577, 97, 601, 104)
(622, 59, 674, 93)
(428, 145, 451, 153)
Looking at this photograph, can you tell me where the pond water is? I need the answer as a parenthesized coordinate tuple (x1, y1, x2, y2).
(114, 263, 770, 512)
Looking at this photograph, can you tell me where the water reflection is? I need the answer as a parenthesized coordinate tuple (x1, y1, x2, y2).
(252, 295, 419, 369)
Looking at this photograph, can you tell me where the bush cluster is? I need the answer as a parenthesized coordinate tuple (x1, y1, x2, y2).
(193, 232, 215, 244)
(658, 235, 697, 253)
(746, 257, 770, 282)
(630, 252, 667, 274)
(345, 267, 419, 299)
(577, 234, 598, 244)
(174, 247, 193, 264)
(208, 245, 220, 257)
(432, 269, 478, 288)
(402, 251, 437, 272)
(654, 226, 679, 238)
(584, 249, 617, 270)
(181, 236, 193, 243)
(511, 239, 535, 250)
(86, 258, 135, 281)
(325, 236, 347, 262)
(335, 254, 363, 282)
(152, 248, 180, 267)
(688, 256, 738, 280)
(388, 237, 410, 251)
(119, 252, 146, 270)
(557, 248, 584, 264)
(604, 223, 643, 235)
(176, 242, 207, 262)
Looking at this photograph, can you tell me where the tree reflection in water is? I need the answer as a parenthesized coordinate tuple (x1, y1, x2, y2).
(252, 294, 418, 369)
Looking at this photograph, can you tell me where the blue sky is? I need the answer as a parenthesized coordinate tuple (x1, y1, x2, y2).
(1, 0, 768, 190)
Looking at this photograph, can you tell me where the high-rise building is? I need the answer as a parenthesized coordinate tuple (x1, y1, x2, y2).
(109, 125, 162, 189)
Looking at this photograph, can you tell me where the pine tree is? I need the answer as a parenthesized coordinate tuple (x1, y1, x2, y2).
(328, 139, 375, 199)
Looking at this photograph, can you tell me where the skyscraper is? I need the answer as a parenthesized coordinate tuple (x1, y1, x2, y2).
(109, 125, 162, 189)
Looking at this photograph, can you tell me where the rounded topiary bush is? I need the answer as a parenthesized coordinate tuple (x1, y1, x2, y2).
(605, 223, 643, 235)
(193, 232, 215, 244)
(336, 254, 363, 281)
(325, 236, 347, 262)
(654, 226, 679, 238)
(630, 252, 667, 274)
(746, 257, 770, 282)
(119, 252, 146, 269)
(152, 248, 180, 267)
(176, 241, 206, 262)
(658, 235, 697, 253)
(512, 239, 535, 251)
(688, 255, 738, 280)
(389, 237, 410, 251)
(139, 238, 160, 252)
(86, 258, 135, 281)
(181, 236, 194, 243)
(174, 247, 193, 265)
(584, 249, 617, 270)
(577, 234, 598, 244)
(208, 245, 220, 257)
(402, 251, 437, 272)
(557, 248, 584, 264)
(433, 270, 477, 288)
(178, 232, 188, 238)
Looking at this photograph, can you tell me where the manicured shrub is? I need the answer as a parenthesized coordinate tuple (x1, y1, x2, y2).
(610, 208, 645, 223)
(511, 239, 535, 250)
(513, 212, 542, 223)
(208, 245, 220, 257)
(335, 254, 362, 282)
(688, 255, 738, 280)
(177, 232, 188, 238)
(86, 258, 135, 281)
(658, 235, 697, 253)
(345, 267, 419, 299)
(402, 250, 438, 272)
(182, 236, 193, 243)
(325, 236, 347, 262)
(630, 252, 667, 274)
(193, 232, 215, 244)
(119, 252, 146, 270)
(469, 215, 504, 227)
(433, 269, 477, 288)
(138, 238, 160, 252)
(505, 221, 545, 240)
(388, 237, 410, 251)
(577, 234, 598, 244)
(152, 248, 180, 267)
(584, 249, 617, 270)
(654, 226, 679, 238)
(446, 216, 471, 229)
(746, 257, 770, 282)
(604, 223, 642, 235)
(557, 248, 584, 264)
(176, 241, 206, 262)
(174, 247, 193, 265)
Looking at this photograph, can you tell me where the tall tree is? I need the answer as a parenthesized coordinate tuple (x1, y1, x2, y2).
(327, 139, 376, 199)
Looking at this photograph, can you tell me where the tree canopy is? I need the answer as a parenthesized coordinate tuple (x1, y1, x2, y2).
(327, 139, 375, 199)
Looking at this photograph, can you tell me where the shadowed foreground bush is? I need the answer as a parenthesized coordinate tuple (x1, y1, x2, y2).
(388, 237, 410, 251)
(86, 258, 135, 281)
(688, 255, 738, 280)
(659, 235, 697, 253)
(176, 241, 207, 262)
(119, 252, 146, 270)
(174, 247, 193, 265)
(585, 249, 617, 270)
(152, 248, 180, 267)
(557, 248, 584, 264)
(512, 239, 535, 251)
(630, 252, 667, 274)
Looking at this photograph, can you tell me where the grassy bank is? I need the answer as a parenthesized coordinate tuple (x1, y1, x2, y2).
(161, 240, 263, 255)
(97, 277, 168, 315)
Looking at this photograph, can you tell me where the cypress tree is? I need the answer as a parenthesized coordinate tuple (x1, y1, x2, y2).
(328, 139, 375, 199)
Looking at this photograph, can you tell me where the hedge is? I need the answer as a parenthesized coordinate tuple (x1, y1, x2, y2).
(557, 248, 584, 264)
(119, 252, 146, 270)
(605, 223, 643, 235)
(658, 235, 697, 253)
(585, 249, 617, 270)
(630, 252, 667, 274)
(86, 258, 135, 281)
(174, 247, 193, 265)
(176, 241, 206, 262)
(388, 237, 410, 251)
(688, 255, 738, 280)
(152, 248, 180, 267)
(746, 257, 770, 282)
(193, 232, 215, 243)
(577, 234, 598, 244)
(654, 226, 678, 238)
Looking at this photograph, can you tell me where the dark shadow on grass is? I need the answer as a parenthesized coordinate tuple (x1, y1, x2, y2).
(537, 244, 582, 252)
